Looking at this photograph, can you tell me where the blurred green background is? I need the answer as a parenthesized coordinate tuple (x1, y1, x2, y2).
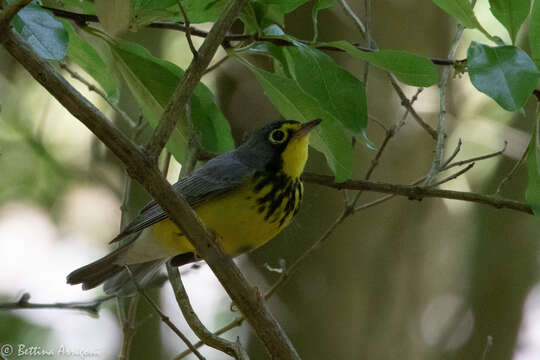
(1, 0, 540, 359)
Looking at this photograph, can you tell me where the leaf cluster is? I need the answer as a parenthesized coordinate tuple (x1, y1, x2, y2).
(8, 0, 540, 206)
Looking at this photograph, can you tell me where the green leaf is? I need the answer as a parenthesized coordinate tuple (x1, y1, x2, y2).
(282, 44, 367, 134)
(251, 2, 285, 27)
(13, 3, 68, 60)
(110, 40, 234, 160)
(246, 42, 292, 77)
(530, 0, 540, 69)
(239, 3, 260, 33)
(135, 0, 177, 9)
(312, 0, 334, 42)
(432, 0, 483, 28)
(432, 0, 493, 39)
(181, 0, 228, 23)
(489, 0, 530, 44)
(55, 0, 96, 13)
(60, 20, 120, 101)
(322, 40, 439, 87)
(252, 0, 311, 14)
(526, 114, 540, 215)
(241, 59, 353, 181)
(467, 42, 540, 111)
(132, 0, 178, 26)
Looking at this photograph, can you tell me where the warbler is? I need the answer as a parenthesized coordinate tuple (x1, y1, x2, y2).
(67, 119, 321, 292)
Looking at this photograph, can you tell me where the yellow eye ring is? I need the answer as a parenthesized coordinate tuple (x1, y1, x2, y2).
(269, 129, 287, 144)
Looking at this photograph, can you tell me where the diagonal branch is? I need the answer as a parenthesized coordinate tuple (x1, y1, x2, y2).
(2, 23, 300, 360)
(145, 0, 247, 160)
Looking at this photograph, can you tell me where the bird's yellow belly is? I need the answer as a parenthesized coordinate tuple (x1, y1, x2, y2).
(151, 176, 302, 256)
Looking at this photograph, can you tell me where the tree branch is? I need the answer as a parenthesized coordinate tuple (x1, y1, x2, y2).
(2, 25, 300, 360)
(37, 4, 540, 101)
(145, 0, 247, 159)
(40, 6, 466, 67)
(0, 293, 115, 316)
(167, 264, 249, 359)
(301, 173, 533, 214)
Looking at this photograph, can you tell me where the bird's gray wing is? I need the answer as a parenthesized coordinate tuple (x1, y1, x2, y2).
(110, 152, 253, 243)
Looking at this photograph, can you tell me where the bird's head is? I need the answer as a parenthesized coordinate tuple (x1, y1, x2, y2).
(236, 119, 321, 178)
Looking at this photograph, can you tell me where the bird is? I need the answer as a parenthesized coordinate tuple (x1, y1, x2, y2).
(66, 119, 321, 293)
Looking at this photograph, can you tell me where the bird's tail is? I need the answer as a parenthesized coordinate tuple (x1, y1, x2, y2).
(103, 259, 167, 296)
(103, 253, 197, 296)
(67, 243, 131, 290)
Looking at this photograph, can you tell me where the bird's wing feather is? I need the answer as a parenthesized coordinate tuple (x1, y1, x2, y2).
(110, 153, 253, 243)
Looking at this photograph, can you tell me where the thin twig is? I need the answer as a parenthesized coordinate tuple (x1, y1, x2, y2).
(203, 55, 230, 75)
(0, 293, 115, 316)
(338, 0, 366, 37)
(167, 264, 249, 359)
(361, 0, 373, 84)
(264, 209, 347, 299)
(425, 1, 472, 184)
(353, 194, 394, 211)
(495, 143, 528, 195)
(369, 116, 388, 132)
(442, 141, 507, 171)
(442, 138, 463, 169)
(481, 336, 494, 360)
(177, 0, 198, 58)
(59, 62, 137, 128)
(429, 163, 475, 188)
(124, 266, 206, 360)
(388, 75, 437, 139)
(350, 87, 424, 208)
(339, 0, 436, 141)
(145, 0, 248, 160)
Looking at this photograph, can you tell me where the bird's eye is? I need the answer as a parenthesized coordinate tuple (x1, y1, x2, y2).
(269, 129, 286, 144)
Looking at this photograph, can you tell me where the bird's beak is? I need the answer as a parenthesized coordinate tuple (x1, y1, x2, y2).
(293, 119, 322, 138)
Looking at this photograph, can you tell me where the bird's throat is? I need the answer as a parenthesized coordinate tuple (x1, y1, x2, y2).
(281, 134, 310, 178)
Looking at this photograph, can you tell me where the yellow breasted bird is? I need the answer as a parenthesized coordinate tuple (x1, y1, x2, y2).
(67, 119, 321, 293)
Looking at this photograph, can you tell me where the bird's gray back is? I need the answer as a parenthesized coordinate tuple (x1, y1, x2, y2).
(112, 151, 254, 241)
